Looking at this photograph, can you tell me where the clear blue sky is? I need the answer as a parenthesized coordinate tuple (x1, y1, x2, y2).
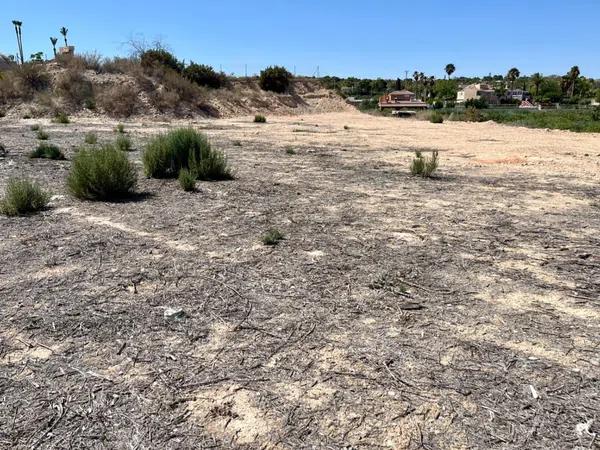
(2, 0, 599, 79)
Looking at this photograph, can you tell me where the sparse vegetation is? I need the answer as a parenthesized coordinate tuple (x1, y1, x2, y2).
(36, 129, 49, 140)
(54, 69, 94, 108)
(53, 112, 70, 124)
(410, 150, 439, 177)
(67, 144, 137, 200)
(115, 123, 125, 133)
(84, 132, 97, 144)
(115, 134, 133, 152)
(30, 124, 40, 131)
(98, 85, 138, 117)
(29, 143, 65, 160)
(0, 178, 50, 216)
(430, 112, 444, 124)
(143, 128, 232, 180)
(254, 114, 267, 123)
(178, 169, 196, 191)
(232, 140, 242, 147)
(262, 228, 284, 246)
(259, 66, 292, 94)
(285, 146, 296, 155)
(0, 143, 7, 157)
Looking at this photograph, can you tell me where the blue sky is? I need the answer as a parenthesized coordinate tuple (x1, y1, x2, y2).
(2, 0, 599, 78)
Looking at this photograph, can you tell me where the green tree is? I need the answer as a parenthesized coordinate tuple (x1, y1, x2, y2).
(50, 37, 58, 57)
(395, 78, 403, 90)
(445, 63, 456, 79)
(506, 67, 520, 91)
(12, 20, 24, 65)
(530, 72, 543, 97)
(60, 27, 69, 47)
(566, 66, 580, 98)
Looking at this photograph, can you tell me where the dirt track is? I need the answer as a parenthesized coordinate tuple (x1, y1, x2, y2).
(1, 112, 599, 449)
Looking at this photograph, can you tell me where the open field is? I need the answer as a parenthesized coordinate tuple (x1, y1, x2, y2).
(1, 112, 599, 449)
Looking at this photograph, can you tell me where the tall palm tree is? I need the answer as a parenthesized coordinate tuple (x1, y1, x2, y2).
(50, 37, 59, 57)
(12, 20, 24, 65)
(60, 27, 69, 47)
(445, 63, 456, 79)
(530, 73, 543, 97)
(506, 67, 520, 91)
(567, 66, 580, 98)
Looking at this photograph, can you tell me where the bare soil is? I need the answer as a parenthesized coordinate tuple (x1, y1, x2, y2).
(1, 112, 599, 449)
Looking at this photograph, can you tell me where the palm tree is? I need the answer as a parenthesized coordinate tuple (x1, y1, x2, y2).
(12, 20, 24, 65)
(567, 66, 580, 98)
(445, 63, 456, 79)
(60, 27, 69, 47)
(530, 73, 543, 97)
(50, 37, 58, 57)
(506, 67, 520, 91)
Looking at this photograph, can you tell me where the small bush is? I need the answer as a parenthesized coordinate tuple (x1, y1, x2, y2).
(232, 140, 242, 147)
(464, 98, 488, 109)
(30, 124, 40, 131)
(285, 146, 296, 155)
(98, 85, 138, 117)
(53, 112, 70, 124)
(184, 63, 226, 88)
(84, 132, 98, 145)
(254, 115, 267, 123)
(67, 145, 137, 200)
(410, 150, 439, 177)
(115, 134, 133, 152)
(344, 125, 350, 130)
(84, 98, 96, 110)
(430, 112, 444, 124)
(29, 143, 65, 160)
(178, 169, 196, 191)
(54, 69, 94, 107)
(143, 128, 232, 180)
(464, 107, 482, 122)
(14, 63, 50, 93)
(259, 66, 292, 93)
(101, 57, 137, 74)
(140, 49, 183, 73)
(262, 229, 284, 246)
(115, 123, 125, 133)
(36, 130, 49, 140)
(0, 178, 50, 216)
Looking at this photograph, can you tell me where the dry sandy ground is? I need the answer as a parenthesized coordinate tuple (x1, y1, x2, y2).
(0, 111, 599, 449)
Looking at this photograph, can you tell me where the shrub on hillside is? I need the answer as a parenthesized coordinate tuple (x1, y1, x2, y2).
(67, 144, 137, 200)
(54, 69, 94, 107)
(29, 143, 65, 160)
(101, 57, 138, 74)
(184, 63, 226, 88)
(410, 150, 439, 177)
(259, 66, 293, 93)
(254, 114, 267, 123)
(14, 63, 50, 93)
(143, 128, 232, 180)
(98, 85, 138, 117)
(141, 49, 183, 73)
(52, 112, 70, 124)
(0, 178, 50, 216)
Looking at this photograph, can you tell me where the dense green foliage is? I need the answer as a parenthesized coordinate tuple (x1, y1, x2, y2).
(254, 114, 267, 123)
(411, 150, 439, 177)
(259, 66, 293, 93)
(0, 178, 50, 216)
(184, 63, 226, 88)
(67, 145, 137, 200)
(29, 143, 65, 160)
(143, 128, 232, 180)
(464, 98, 488, 109)
(140, 49, 183, 73)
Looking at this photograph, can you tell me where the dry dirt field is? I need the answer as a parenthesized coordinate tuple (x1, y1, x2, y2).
(1, 111, 599, 449)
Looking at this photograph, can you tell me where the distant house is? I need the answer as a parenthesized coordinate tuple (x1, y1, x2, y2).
(378, 90, 428, 110)
(457, 84, 499, 105)
(505, 89, 532, 101)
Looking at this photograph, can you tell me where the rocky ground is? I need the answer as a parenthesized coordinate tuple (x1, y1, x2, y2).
(0, 112, 599, 449)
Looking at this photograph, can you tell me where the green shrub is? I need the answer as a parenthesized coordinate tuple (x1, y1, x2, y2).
(285, 146, 296, 155)
(53, 112, 70, 124)
(259, 66, 292, 93)
(464, 107, 482, 122)
(0, 178, 50, 216)
(430, 112, 444, 124)
(36, 130, 49, 140)
(254, 114, 267, 123)
(30, 124, 40, 131)
(115, 134, 133, 152)
(464, 98, 488, 109)
(262, 228, 284, 246)
(67, 145, 137, 200)
(84, 132, 98, 144)
(140, 49, 183, 73)
(178, 169, 196, 191)
(592, 106, 600, 121)
(29, 143, 65, 160)
(410, 150, 439, 177)
(183, 63, 226, 88)
(143, 128, 232, 180)
(115, 123, 125, 133)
